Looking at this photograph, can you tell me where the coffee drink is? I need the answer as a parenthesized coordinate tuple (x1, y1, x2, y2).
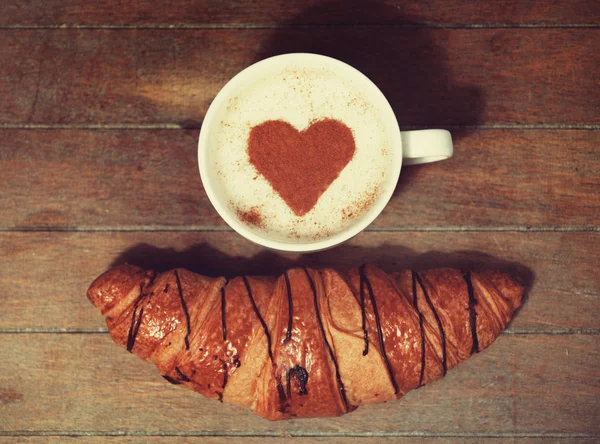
(204, 61, 398, 243)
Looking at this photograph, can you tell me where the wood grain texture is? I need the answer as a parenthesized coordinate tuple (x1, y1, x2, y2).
(1, 231, 598, 331)
(1, 334, 598, 434)
(1, 438, 596, 443)
(1, 30, 598, 125)
(0, 0, 597, 440)
(2, 0, 599, 26)
(1, 130, 598, 230)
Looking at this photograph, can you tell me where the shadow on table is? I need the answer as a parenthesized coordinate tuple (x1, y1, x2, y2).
(111, 241, 534, 301)
(255, 0, 484, 132)
(111, 241, 533, 326)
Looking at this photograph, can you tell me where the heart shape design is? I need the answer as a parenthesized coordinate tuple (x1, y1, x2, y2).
(248, 119, 356, 216)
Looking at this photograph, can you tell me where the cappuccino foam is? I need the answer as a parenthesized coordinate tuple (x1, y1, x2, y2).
(206, 62, 398, 243)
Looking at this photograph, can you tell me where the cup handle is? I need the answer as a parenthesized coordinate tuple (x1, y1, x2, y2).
(401, 129, 453, 165)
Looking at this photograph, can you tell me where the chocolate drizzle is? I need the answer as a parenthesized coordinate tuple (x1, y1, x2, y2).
(174, 270, 191, 350)
(415, 272, 447, 376)
(222, 361, 228, 389)
(126, 273, 156, 353)
(282, 271, 293, 344)
(276, 375, 287, 405)
(359, 270, 369, 356)
(220, 278, 231, 392)
(463, 271, 480, 355)
(359, 265, 398, 395)
(412, 271, 426, 387)
(242, 275, 286, 410)
(221, 279, 229, 342)
(175, 367, 190, 382)
(286, 365, 309, 398)
(242, 275, 274, 363)
(126, 300, 144, 353)
(162, 375, 181, 385)
(303, 267, 350, 411)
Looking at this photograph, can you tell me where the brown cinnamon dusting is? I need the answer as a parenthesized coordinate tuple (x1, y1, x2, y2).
(247, 119, 356, 217)
(226, 97, 239, 112)
(235, 206, 265, 229)
(341, 184, 382, 223)
(312, 226, 334, 241)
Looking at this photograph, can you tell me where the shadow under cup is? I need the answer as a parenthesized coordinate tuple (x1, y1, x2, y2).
(198, 53, 403, 253)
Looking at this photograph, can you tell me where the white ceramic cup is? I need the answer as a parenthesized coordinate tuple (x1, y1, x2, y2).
(198, 53, 453, 252)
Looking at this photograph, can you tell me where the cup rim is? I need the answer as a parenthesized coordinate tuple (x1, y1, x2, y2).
(198, 53, 402, 253)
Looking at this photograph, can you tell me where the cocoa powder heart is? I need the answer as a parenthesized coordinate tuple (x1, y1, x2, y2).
(248, 119, 356, 216)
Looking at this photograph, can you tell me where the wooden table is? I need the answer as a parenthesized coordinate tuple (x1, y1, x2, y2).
(1, 1, 599, 442)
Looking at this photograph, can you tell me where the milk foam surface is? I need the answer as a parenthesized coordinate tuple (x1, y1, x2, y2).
(207, 63, 398, 243)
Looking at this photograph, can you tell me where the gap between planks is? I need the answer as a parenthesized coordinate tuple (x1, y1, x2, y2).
(0, 431, 598, 438)
(1, 328, 598, 335)
(1, 226, 599, 233)
(1, 124, 599, 130)
(1, 23, 600, 30)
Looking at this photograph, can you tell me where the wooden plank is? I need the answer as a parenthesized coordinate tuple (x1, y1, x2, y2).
(1, 0, 599, 26)
(1, 30, 598, 125)
(1, 334, 598, 433)
(0, 438, 595, 443)
(1, 130, 598, 229)
(0, 231, 598, 331)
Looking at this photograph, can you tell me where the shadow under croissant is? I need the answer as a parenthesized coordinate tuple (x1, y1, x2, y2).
(111, 241, 534, 323)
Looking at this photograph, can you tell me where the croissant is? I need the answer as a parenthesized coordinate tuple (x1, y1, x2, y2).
(87, 263, 523, 420)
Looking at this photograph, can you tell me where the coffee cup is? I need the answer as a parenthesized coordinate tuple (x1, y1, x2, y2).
(198, 53, 452, 252)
